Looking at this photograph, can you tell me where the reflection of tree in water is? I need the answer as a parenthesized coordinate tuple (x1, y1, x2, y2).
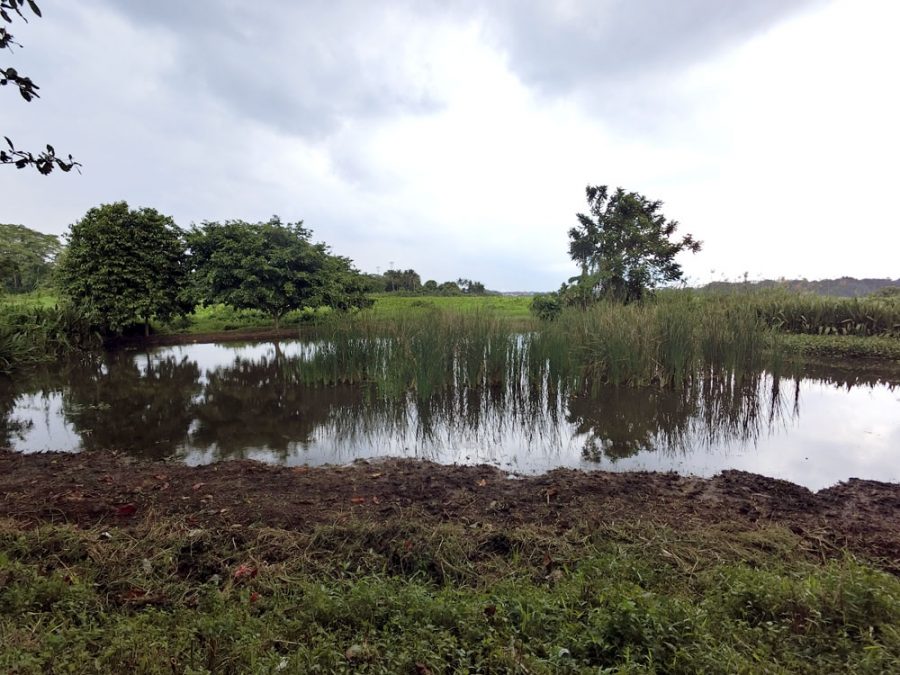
(0, 376, 24, 447)
(189, 353, 390, 460)
(569, 372, 793, 463)
(61, 351, 200, 458)
(3, 336, 896, 466)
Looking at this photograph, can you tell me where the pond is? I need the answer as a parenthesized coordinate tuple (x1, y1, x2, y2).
(1, 339, 898, 490)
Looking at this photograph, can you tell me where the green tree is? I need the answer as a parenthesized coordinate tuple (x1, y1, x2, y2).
(189, 217, 369, 327)
(438, 280, 461, 295)
(1, 1, 78, 173)
(56, 202, 192, 335)
(383, 268, 421, 293)
(457, 278, 486, 295)
(567, 185, 701, 303)
(0, 223, 61, 293)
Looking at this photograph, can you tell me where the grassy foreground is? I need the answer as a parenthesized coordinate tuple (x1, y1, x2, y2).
(3, 515, 899, 674)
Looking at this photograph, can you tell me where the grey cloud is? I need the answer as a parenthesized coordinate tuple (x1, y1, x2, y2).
(477, 0, 826, 94)
(101, 0, 447, 138)
(101, 1, 824, 139)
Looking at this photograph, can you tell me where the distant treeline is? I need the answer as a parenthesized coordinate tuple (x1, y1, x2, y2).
(703, 277, 900, 298)
(365, 269, 492, 296)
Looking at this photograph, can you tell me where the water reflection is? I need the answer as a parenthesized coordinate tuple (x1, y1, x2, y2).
(1, 340, 897, 489)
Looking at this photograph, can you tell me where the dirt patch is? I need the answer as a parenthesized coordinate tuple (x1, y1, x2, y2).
(2, 449, 900, 569)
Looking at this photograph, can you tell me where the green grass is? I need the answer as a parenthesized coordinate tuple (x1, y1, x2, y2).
(778, 333, 900, 361)
(0, 290, 58, 309)
(698, 288, 900, 337)
(3, 291, 898, 376)
(2, 516, 898, 673)
(368, 294, 533, 319)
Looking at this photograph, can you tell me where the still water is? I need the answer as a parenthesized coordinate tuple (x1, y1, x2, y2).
(2, 340, 898, 490)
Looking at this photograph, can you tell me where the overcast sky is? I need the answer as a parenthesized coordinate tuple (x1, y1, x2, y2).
(2, 0, 898, 291)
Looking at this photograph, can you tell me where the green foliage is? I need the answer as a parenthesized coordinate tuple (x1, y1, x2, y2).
(189, 217, 370, 328)
(56, 202, 192, 335)
(0, 223, 61, 293)
(382, 268, 421, 293)
(530, 292, 563, 321)
(714, 288, 900, 337)
(0, 303, 100, 373)
(370, 271, 489, 296)
(567, 185, 701, 303)
(2, 517, 899, 673)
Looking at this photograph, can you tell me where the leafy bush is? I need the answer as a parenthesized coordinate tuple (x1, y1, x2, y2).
(530, 292, 563, 321)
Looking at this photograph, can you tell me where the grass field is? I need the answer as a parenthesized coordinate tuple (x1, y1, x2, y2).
(3, 515, 899, 673)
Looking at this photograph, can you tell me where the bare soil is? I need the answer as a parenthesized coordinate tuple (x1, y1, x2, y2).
(2, 449, 900, 570)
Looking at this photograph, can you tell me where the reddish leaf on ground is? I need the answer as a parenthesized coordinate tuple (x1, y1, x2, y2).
(191, 482, 205, 491)
(115, 503, 136, 517)
(249, 591, 261, 603)
(233, 564, 257, 582)
(350, 496, 366, 504)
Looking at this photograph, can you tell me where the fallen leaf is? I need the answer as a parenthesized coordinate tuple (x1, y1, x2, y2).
(369, 472, 383, 479)
(477, 479, 487, 487)
(371, 495, 381, 505)
(116, 503, 136, 517)
(291, 467, 310, 475)
(350, 496, 366, 504)
(191, 482, 205, 491)
(249, 591, 261, 603)
(233, 564, 257, 582)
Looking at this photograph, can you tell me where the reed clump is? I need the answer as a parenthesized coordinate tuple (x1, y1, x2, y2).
(274, 299, 782, 395)
(535, 295, 779, 388)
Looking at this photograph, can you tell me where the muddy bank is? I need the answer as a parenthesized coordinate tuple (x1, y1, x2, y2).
(2, 449, 899, 570)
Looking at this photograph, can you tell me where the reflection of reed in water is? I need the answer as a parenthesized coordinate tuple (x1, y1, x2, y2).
(0, 332, 895, 465)
(568, 371, 795, 463)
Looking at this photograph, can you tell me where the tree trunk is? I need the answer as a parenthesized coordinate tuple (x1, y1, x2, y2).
(144, 318, 150, 337)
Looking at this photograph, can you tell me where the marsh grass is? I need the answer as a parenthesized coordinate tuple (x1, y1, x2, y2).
(0, 303, 100, 373)
(261, 294, 786, 397)
(534, 295, 779, 389)
(2, 516, 899, 673)
(701, 288, 900, 337)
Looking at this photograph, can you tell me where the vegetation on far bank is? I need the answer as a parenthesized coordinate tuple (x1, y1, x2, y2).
(2, 512, 899, 674)
(1, 188, 898, 377)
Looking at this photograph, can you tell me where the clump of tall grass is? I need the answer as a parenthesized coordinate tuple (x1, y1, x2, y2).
(288, 308, 527, 399)
(0, 304, 101, 373)
(711, 289, 900, 337)
(268, 302, 782, 396)
(533, 294, 780, 389)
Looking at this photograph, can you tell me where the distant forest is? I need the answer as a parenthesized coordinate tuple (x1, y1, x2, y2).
(703, 277, 900, 298)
